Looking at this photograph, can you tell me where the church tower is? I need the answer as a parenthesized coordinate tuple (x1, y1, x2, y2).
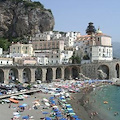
(86, 22, 96, 35)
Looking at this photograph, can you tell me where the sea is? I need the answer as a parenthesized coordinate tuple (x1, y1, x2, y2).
(89, 85, 120, 120)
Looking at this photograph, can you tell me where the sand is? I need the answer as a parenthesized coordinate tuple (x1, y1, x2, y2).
(68, 87, 104, 120)
(0, 85, 110, 120)
(0, 92, 52, 120)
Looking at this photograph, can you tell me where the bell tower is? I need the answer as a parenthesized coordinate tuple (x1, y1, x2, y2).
(86, 22, 96, 35)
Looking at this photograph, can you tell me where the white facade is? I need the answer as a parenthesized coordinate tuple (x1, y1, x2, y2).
(91, 46, 113, 62)
(0, 48, 3, 55)
(37, 56, 48, 65)
(74, 29, 113, 63)
(62, 51, 73, 64)
(32, 33, 51, 41)
(0, 58, 13, 65)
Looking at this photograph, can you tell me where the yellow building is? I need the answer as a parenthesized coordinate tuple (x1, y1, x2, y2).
(10, 42, 33, 57)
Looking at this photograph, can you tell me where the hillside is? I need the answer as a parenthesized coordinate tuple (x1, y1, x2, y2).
(0, 0, 55, 38)
(112, 42, 120, 58)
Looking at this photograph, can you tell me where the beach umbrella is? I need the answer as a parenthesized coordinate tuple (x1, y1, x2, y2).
(75, 118, 81, 120)
(52, 105, 58, 108)
(42, 112, 49, 114)
(13, 112, 19, 116)
(69, 112, 76, 116)
(45, 117, 51, 120)
(59, 118, 67, 120)
(22, 103, 27, 107)
(49, 97, 54, 100)
(72, 115, 78, 119)
(42, 111, 49, 117)
(14, 115, 21, 119)
(67, 108, 73, 111)
(22, 116, 29, 119)
(43, 98, 49, 102)
(53, 109, 59, 112)
(56, 111, 61, 115)
(66, 106, 72, 108)
(68, 110, 74, 113)
(65, 104, 71, 106)
(56, 114, 62, 117)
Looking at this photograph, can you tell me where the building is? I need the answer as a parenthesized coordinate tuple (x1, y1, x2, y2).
(37, 56, 48, 65)
(32, 40, 65, 64)
(10, 42, 34, 57)
(75, 22, 113, 63)
(0, 57, 13, 65)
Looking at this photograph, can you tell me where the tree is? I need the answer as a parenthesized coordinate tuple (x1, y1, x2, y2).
(0, 38, 10, 51)
(83, 54, 90, 60)
(70, 52, 81, 64)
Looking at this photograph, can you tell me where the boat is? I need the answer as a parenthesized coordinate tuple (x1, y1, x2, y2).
(9, 98, 19, 104)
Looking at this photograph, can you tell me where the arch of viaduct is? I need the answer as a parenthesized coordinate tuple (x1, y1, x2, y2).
(0, 60, 120, 84)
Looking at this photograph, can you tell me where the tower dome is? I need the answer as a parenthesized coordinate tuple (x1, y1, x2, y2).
(96, 27, 102, 34)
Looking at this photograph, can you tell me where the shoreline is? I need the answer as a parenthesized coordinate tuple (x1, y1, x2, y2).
(68, 84, 111, 120)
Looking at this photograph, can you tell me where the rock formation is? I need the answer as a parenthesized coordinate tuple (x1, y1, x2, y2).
(79, 73, 90, 80)
(0, 0, 55, 38)
(97, 69, 107, 79)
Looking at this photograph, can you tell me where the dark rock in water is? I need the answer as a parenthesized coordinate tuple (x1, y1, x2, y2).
(0, 0, 55, 38)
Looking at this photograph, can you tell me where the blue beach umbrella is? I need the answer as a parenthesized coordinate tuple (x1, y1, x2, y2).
(42, 112, 49, 117)
(42, 112, 49, 114)
(45, 117, 51, 120)
(68, 110, 74, 113)
(75, 118, 81, 120)
(56, 114, 62, 117)
(59, 118, 67, 120)
(54, 109, 59, 112)
(22, 116, 29, 119)
(72, 115, 78, 119)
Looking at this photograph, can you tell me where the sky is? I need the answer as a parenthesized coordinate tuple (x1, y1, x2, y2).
(32, 0, 120, 42)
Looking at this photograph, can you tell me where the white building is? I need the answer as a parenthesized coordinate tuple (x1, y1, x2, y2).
(0, 48, 3, 55)
(0, 58, 13, 65)
(37, 56, 48, 65)
(75, 27, 113, 63)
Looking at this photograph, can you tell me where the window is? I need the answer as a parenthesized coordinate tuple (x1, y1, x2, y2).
(98, 38, 99, 41)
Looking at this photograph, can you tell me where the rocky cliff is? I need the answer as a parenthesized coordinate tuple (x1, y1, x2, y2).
(0, 0, 55, 38)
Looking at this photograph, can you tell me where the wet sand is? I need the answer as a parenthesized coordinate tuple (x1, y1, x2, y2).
(68, 87, 103, 120)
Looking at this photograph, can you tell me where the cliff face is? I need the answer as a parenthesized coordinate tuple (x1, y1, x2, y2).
(0, 0, 55, 38)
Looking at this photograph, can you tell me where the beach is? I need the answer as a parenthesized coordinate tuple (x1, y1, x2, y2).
(67, 87, 102, 120)
(0, 92, 52, 120)
(0, 81, 114, 120)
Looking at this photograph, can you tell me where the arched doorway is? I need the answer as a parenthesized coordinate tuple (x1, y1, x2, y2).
(116, 64, 119, 78)
(46, 68, 53, 83)
(72, 67, 79, 79)
(97, 65, 109, 79)
(0, 69, 4, 83)
(56, 67, 62, 79)
(35, 67, 42, 81)
(23, 68, 31, 83)
(9, 68, 18, 83)
(64, 67, 70, 80)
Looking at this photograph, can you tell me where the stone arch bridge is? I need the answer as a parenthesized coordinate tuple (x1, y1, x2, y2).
(0, 60, 120, 84)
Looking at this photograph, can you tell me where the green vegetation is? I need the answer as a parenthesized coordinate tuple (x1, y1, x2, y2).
(24, 1, 44, 9)
(83, 54, 90, 60)
(0, 38, 10, 51)
(70, 52, 81, 64)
